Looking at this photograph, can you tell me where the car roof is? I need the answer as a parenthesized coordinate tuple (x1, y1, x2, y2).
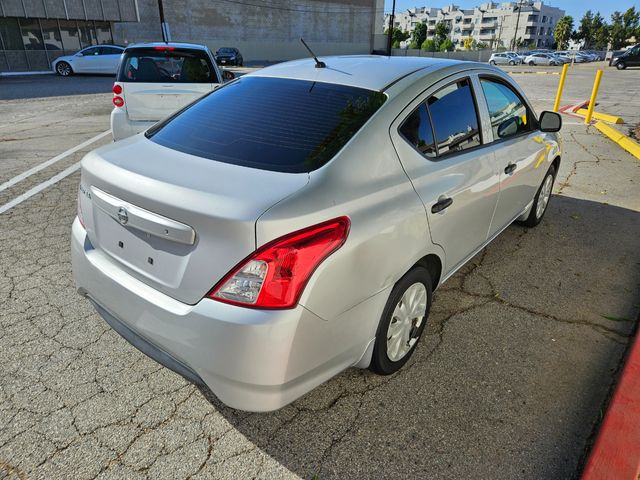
(124, 42, 208, 51)
(248, 55, 478, 91)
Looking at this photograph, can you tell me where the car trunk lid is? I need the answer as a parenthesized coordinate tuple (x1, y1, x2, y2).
(79, 137, 309, 305)
(123, 82, 214, 121)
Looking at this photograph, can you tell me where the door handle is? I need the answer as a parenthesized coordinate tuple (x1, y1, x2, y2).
(504, 163, 517, 175)
(431, 197, 453, 214)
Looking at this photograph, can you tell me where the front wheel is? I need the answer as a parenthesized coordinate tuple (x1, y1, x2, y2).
(509, 60, 515, 65)
(518, 165, 556, 228)
(616, 61, 626, 70)
(370, 267, 432, 375)
(489, 60, 496, 65)
(528, 60, 535, 66)
(56, 61, 72, 76)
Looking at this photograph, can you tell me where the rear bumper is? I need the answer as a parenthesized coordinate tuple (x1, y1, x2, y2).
(71, 218, 377, 411)
(110, 108, 156, 141)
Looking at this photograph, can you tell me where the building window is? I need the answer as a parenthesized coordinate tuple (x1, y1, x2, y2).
(542, 16, 547, 23)
(59, 20, 81, 51)
(19, 19, 44, 50)
(40, 20, 63, 51)
(78, 22, 97, 48)
(0, 18, 23, 50)
(95, 22, 113, 45)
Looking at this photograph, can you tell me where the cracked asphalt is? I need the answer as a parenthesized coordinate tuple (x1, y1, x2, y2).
(1, 64, 639, 480)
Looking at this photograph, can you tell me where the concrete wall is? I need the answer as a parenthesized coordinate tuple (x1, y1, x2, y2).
(0, 0, 139, 21)
(113, 0, 384, 62)
(392, 48, 494, 62)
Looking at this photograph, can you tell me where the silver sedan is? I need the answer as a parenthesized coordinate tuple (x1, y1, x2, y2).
(72, 56, 562, 411)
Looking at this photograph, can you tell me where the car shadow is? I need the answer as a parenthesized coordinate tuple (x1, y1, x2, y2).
(198, 193, 640, 480)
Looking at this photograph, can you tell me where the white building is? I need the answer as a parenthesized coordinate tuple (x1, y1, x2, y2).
(384, 2, 565, 49)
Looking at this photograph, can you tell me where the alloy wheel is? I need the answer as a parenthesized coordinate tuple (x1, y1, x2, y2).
(536, 173, 554, 219)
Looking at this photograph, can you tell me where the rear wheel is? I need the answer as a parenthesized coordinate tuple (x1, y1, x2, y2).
(509, 60, 515, 65)
(489, 60, 496, 65)
(370, 267, 432, 375)
(56, 61, 72, 76)
(616, 61, 626, 70)
(518, 165, 556, 227)
(528, 60, 535, 66)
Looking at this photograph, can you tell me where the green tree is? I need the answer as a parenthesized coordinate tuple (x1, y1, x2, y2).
(476, 41, 488, 49)
(411, 23, 428, 49)
(384, 28, 411, 46)
(610, 7, 640, 49)
(576, 11, 609, 49)
(421, 39, 437, 52)
(554, 16, 574, 50)
(439, 39, 455, 52)
(434, 21, 450, 46)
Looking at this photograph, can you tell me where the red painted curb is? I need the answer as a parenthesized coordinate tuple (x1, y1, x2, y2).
(582, 329, 640, 480)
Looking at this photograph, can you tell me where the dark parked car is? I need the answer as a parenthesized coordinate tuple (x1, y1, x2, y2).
(215, 47, 243, 66)
(610, 44, 640, 69)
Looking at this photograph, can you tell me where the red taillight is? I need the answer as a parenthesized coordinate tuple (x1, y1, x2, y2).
(112, 96, 124, 107)
(112, 84, 122, 94)
(208, 217, 350, 309)
(154, 46, 175, 50)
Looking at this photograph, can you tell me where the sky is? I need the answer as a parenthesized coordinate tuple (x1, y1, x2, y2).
(383, 0, 640, 24)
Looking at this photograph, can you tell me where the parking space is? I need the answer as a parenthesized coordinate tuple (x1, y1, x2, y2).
(0, 63, 639, 480)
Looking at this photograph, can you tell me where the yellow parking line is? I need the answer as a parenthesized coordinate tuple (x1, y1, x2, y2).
(593, 122, 640, 160)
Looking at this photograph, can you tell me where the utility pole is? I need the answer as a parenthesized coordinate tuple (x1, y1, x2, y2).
(157, 0, 170, 43)
(386, 0, 396, 56)
(511, 0, 524, 50)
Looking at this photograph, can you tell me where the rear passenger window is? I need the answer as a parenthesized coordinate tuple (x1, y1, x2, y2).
(399, 104, 436, 157)
(118, 48, 217, 83)
(480, 78, 532, 140)
(428, 79, 481, 155)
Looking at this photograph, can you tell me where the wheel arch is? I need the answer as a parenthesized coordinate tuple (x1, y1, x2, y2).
(413, 253, 443, 290)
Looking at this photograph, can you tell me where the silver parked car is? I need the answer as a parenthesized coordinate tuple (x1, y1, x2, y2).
(53, 45, 124, 76)
(72, 56, 562, 411)
(488, 52, 520, 65)
(524, 53, 561, 66)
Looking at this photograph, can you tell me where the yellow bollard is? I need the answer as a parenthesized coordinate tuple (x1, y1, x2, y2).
(584, 69, 603, 124)
(553, 63, 569, 112)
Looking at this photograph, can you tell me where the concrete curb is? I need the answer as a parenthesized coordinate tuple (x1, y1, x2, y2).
(0, 71, 53, 77)
(576, 109, 624, 124)
(582, 329, 640, 479)
(593, 122, 640, 160)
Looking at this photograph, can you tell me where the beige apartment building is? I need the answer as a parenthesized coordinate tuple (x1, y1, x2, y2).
(385, 1, 565, 49)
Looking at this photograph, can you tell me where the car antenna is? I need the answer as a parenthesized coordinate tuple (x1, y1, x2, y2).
(300, 38, 326, 68)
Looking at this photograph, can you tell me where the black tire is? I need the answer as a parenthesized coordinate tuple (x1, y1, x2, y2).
(529, 60, 535, 66)
(509, 60, 515, 65)
(489, 60, 496, 65)
(370, 267, 432, 375)
(616, 61, 626, 70)
(56, 61, 73, 76)
(518, 165, 556, 228)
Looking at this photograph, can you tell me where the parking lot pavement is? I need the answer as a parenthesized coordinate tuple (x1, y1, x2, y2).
(1, 67, 639, 480)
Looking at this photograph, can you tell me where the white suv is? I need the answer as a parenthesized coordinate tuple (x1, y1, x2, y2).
(111, 43, 224, 141)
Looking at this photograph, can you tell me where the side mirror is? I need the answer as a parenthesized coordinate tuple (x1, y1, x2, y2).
(539, 111, 562, 132)
(497, 117, 519, 138)
(222, 70, 235, 82)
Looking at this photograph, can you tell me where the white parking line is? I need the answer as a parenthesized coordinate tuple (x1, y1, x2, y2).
(0, 129, 110, 192)
(0, 161, 81, 214)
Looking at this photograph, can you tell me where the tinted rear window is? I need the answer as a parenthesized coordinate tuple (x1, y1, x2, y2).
(117, 48, 217, 83)
(146, 77, 387, 173)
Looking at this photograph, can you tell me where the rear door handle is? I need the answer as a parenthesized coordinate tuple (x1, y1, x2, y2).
(431, 197, 453, 214)
(504, 163, 517, 175)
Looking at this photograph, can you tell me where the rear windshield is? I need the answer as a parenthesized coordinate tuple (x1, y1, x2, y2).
(146, 77, 387, 173)
(117, 48, 218, 83)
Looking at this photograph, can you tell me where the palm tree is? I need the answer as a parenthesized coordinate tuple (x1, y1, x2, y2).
(554, 16, 574, 50)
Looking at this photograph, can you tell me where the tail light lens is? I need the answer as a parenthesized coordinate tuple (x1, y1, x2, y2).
(208, 217, 350, 309)
(112, 96, 124, 107)
(77, 188, 85, 229)
(112, 84, 122, 94)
